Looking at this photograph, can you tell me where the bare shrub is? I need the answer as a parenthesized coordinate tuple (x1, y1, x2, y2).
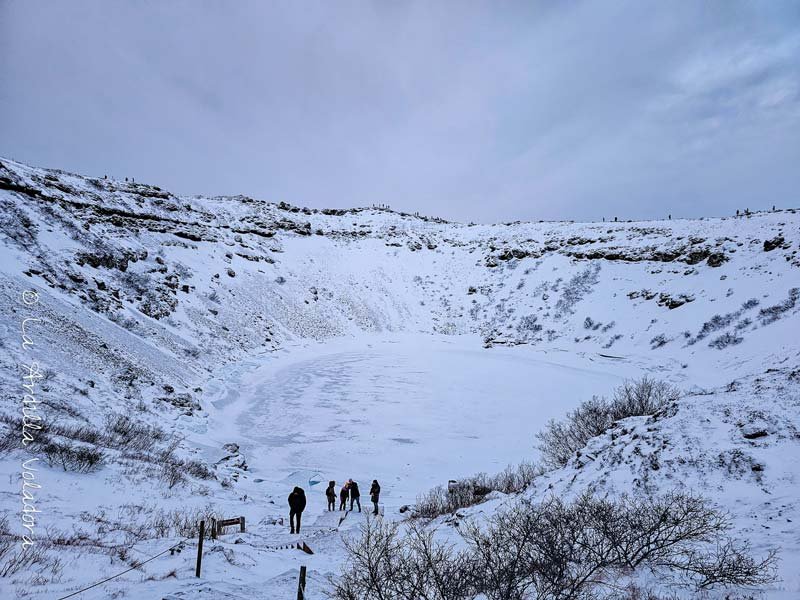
(555, 264, 601, 317)
(49, 421, 102, 445)
(0, 414, 182, 483)
(416, 486, 464, 519)
(650, 333, 669, 349)
(329, 518, 405, 600)
(0, 516, 64, 579)
(0, 425, 16, 454)
(119, 270, 151, 294)
(536, 395, 613, 469)
(607, 584, 682, 600)
(463, 492, 776, 597)
(183, 459, 215, 480)
(41, 440, 105, 473)
(415, 461, 539, 519)
(334, 493, 776, 600)
(84, 503, 218, 543)
(104, 414, 167, 452)
(0, 544, 63, 578)
(695, 313, 735, 341)
(517, 314, 542, 332)
(758, 288, 799, 325)
(154, 450, 214, 489)
(709, 332, 744, 349)
(482, 461, 538, 495)
(537, 376, 679, 469)
(0, 415, 177, 479)
(160, 462, 185, 488)
(0, 515, 12, 564)
(610, 376, 680, 419)
(330, 518, 472, 600)
(741, 298, 759, 311)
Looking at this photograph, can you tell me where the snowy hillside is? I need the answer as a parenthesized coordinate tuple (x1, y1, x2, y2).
(1, 157, 798, 598)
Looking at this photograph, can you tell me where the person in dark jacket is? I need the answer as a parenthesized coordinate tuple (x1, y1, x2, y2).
(339, 482, 349, 511)
(288, 486, 306, 534)
(370, 480, 381, 515)
(348, 479, 361, 512)
(325, 481, 336, 511)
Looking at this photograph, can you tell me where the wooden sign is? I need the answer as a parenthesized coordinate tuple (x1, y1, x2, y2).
(215, 516, 246, 536)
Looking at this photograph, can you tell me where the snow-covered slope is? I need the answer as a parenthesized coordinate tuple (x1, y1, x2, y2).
(0, 157, 798, 598)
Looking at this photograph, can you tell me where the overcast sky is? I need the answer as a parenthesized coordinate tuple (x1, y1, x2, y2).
(1, 1, 798, 223)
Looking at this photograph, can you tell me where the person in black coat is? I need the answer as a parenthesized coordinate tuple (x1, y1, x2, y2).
(288, 486, 306, 534)
(339, 482, 349, 511)
(325, 480, 336, 511)
(348, 479, 361, 512)
(370, 480, 381, 515)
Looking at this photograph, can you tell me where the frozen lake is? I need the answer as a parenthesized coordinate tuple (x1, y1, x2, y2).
(204, 335, 628, 508)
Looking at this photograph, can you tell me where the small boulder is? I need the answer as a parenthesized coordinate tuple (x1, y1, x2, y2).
(763, 235, 785, 252)
(706, 252, 728, 267)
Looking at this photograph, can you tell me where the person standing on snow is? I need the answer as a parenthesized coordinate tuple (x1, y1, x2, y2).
(339, 481, 350, 511)
(325, 480, 337, 511)
(370, 480, 381, 515)
(348, 479, 361, 512)
(288, 486, 306, 534)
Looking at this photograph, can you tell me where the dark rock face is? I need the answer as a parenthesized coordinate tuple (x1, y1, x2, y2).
(631, 289, 693, 309)
(657, 292, 695, 310)
(706, 252, 728, 267)
(685, 249, 711, 265)
(159, 391, 201, 415)
(763, 235, 785, 252)
(76, 249, 144, 272)
(498, 248, 533, 260)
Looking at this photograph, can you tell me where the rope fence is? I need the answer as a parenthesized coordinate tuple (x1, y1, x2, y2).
(52, 520, 326, 598)
(51, 509, 347, 598)
(54, 538, 191, 600)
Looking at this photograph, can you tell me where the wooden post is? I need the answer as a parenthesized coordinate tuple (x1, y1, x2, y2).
(195, 520, 205, 578)
(239, 516, 245, 533)
(211, 518, 217, 540)
(296, 565, 307, 600)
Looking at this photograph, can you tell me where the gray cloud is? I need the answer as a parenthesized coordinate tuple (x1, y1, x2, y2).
(1, 0, 798, 222)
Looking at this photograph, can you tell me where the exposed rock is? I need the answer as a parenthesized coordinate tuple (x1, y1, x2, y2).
(706, 252, 728, 267)
(763, 235, 785, 252)
(657, 292, 695, 310)
(685, 249, 710, 265)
